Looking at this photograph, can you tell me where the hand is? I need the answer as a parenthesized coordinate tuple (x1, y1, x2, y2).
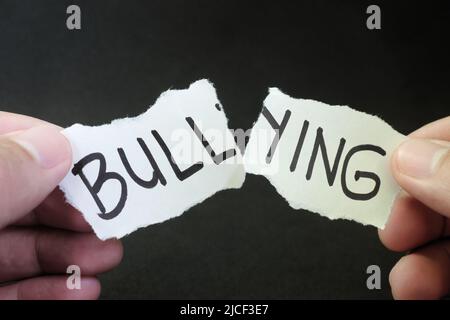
(379, 116, 450, 299)
(0, 112, 123, 299)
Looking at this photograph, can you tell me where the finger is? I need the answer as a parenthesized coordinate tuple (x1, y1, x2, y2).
(0, 111, 59, 135)
(410, 116, 450, 141)
(0, 276, 100, 300)
(389, 239, 450, 299)
(14, 189, 92, 233)
(0, 126, 71, 228)
(0, 227, 123, 282)
(379, 194, 450, 252)
(391, 138, 450, 217)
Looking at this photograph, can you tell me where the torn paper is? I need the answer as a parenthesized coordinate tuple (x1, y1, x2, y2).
(59, 79, 245, 240)
(243, 88, 405, 228)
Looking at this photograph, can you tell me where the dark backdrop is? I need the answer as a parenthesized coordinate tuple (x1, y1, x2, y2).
(0, 0, 449, 299)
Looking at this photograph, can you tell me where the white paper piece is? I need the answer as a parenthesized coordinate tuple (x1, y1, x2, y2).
(243, 88, 405, 228)
(59, 79, 245, 240)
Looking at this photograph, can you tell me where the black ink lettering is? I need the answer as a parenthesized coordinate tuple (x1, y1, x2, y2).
(186, 117, 236, 165)
(151, 130, 204, 181)
(71, 152, 127, 220)
(262, 107, 291, 164)
(341, 145, 386, 200)
(289, 120, 309, 172)
(306, 128, 346, 186)
(118, 138, 167, 188)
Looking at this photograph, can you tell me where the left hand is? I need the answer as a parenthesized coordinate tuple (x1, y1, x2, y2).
(0, 111, 123, 300)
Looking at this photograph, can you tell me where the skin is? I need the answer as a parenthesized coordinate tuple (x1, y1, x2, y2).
(379, 116, 450, 299)
(0, 112, 123, 299)
(0, 112, 448, 299)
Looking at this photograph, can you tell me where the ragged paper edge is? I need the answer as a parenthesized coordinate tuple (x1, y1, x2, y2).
(59, 170, 245, 240)
(260, 172, 399, 229)
(59, 79, 246, 239)
(243, 87, 406, 230)
(60, 82, 406, 238)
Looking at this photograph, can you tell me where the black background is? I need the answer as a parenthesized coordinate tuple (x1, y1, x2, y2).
(0, 0, 449, 299)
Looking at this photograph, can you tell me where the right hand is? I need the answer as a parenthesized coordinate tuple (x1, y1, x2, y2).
(379, 116, 450, 299)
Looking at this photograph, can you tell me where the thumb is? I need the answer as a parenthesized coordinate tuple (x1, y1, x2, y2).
(392, 138, 450, 217)
(0, 125, 71, 228)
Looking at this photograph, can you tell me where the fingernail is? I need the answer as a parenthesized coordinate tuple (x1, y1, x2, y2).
(394, 138, 448, 179)
(10, 126, 71, 169)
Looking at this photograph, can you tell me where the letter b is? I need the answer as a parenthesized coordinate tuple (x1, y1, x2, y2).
(72, 153, 127, 220)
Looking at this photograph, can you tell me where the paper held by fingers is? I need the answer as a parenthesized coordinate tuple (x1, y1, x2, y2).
(59, 80, 246, 240)
(243, 87, 405, 229)
(59, 80, 404, 240)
